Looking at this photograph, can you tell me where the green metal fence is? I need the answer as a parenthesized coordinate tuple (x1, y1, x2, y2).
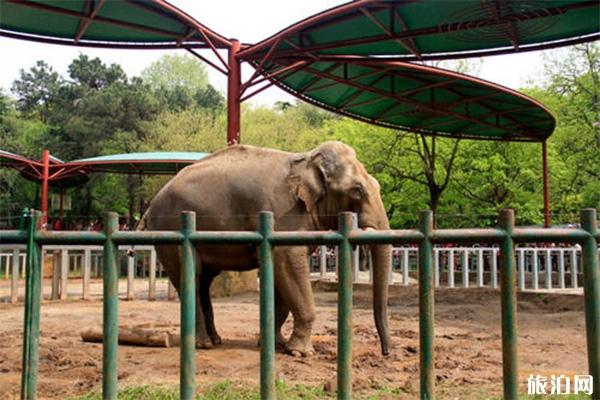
(2, 208, 598, 400)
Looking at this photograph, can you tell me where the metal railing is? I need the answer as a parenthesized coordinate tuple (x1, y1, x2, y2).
(4, 242, 594, 305)
(0, 245, 167, 303)
(1, 208, 598, 400)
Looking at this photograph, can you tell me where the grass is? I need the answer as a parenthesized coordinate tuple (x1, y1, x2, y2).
(66, 381, 595, 400)
(67, 380, 333, 400)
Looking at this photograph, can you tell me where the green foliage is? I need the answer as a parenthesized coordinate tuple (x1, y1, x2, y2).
(1, 45, 597, 227)
(11, 60, 63, 121)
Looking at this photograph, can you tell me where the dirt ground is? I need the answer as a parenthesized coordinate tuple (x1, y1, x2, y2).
(0, 281, 589, 399)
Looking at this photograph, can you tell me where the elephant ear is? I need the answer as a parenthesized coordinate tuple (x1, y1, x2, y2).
(287, 154, 326, 212)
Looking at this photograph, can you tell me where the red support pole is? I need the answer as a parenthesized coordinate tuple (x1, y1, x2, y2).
(40, 149, 50, 228)
(542, 141, 550, 228)
(227, 39, 241, 146)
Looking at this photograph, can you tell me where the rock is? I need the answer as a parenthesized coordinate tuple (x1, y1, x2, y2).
(323, 377, 337, 393)
(210, 270, 257, 298)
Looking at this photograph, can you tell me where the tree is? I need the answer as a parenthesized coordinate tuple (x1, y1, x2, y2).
(68, 53, 126, 91)
(525, 43, 600, 221)
(141, 54, 210, 111)
(11, 60, 63, 122)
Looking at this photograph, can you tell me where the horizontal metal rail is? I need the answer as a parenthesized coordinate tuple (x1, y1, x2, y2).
(1, 208, 597, 399)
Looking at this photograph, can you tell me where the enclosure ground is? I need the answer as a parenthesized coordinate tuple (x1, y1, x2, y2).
(0, 285, 588, 399)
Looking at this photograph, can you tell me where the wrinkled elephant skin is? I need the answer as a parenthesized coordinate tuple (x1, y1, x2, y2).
(144, 141, 392, 356)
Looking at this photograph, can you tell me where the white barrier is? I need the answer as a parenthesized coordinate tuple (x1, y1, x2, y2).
(1, 244, 160, 303)
(3, 243, 598, 303)
(310, 245, 598, 290)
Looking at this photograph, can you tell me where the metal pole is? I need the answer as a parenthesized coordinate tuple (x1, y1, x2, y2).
(40, 150, 50, 227)
(227, 40, 241, 145)
(60, 249, 68, 300)
(499, 209, 518, 400)
(491, 249, 498, 289)
(419, 211, 434, 400)
(180, 212, 197, 400)
(149, 248, 156, 301)
(20, 210, 42, 400)
(433, 249, 440, 288)
(102, 213, 119, 400)
(532, 250, 539, 291)
(259, 212, 275, 400)
(11, 248, 19, 304)
(518, 249, 525, 291)
(580, 209, 599, 396)
(571, 249, 578, 288)
(448, 249, 455, 289)
(462, 249, 469, 288)
(126, 254, 134, 301)
(542, 141, 550, 228)
(83, 248, 91, 300)
(545, 250, 552, 290)
(319, 245, 327, 279)
(558, 249, 565, 289)
(477, 249, 484, 287)
(403, 249, 409, 287)
(337, 212, 354, 400)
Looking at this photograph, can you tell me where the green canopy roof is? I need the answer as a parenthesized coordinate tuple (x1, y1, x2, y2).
(240, 0, 600, 61)
(0, 0, 229, 49)
(261, 58, 555, 141)
(69, 151, 209, 175)
(0, 150, 209, 188)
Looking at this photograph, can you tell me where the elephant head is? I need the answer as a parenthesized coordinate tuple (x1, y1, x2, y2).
(287, 141, 392, 355)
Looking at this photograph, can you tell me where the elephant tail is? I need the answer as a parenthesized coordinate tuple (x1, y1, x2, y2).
(127, 209, 150, 258)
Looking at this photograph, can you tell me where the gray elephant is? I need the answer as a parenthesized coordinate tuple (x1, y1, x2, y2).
(143, 141, 391, 356)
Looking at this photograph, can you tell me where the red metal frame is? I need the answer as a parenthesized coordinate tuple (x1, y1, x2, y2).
(227, 40, 241, 145)
(40, 149, 50, 227)
(4, 0, 586, 227)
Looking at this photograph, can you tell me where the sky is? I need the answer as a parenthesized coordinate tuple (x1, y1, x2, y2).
(0, 0, 557, 106)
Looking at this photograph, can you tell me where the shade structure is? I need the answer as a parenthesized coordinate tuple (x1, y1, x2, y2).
(70, 151, 210, 175)
(0, 150, 88, 187)
(239, 0, 600, 62)
(257, 58, 555, 141)
(0, 150, 209, 187)
(0, 0, 230, 49)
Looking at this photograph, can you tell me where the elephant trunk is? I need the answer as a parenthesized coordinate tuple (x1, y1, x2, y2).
(367, 228, 392, 356)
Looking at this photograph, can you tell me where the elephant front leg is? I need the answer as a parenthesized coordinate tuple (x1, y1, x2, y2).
(274, 247, 316, 357)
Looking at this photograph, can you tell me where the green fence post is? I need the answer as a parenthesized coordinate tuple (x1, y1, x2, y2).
(580, 209, 599, 396)
(20, 210, 41, 400)
(499, 209, 518, 400)
(419, 211, 434, 400)
(259, 211, 276, 400)
(102, 212, 119, 400)
(338, 212, 354, 400)
(180, 212, 196, 400)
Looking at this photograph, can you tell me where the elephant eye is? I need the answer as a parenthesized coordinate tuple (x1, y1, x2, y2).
(348, 185, 364, 200)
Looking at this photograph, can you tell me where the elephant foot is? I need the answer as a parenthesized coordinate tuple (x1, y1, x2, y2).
(209, 332, 222, 345)
(285, 336, 314, 358)
(256, 333, 287, 351)
(195, 337, 213, 349)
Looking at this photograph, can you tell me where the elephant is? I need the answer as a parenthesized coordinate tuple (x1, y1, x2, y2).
(142, 141, 392, 356)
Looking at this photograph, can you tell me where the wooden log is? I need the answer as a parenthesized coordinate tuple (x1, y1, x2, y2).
(80, 327, 176, 347)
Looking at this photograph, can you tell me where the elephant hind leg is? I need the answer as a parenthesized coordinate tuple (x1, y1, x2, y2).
(199, 267, 221, 345)
(275, 288, 290, 350)
(155, 245, 212, 349)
